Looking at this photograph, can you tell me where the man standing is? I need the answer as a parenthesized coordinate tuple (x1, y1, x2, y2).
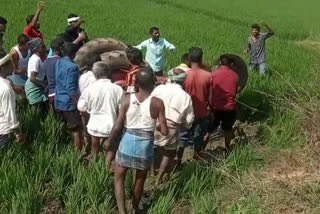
(77, 61, 124, 160)
(108, 67, 168, 214)
(245, 22, 274, 76)
(63, 14, 88, 45)
(55, 43, 82, 151)
(8, 34, 31, 90)
(152, 68, 194, 183)
(135, 27, 175, 76)
(126, 47, 144, 93)
(177, 47, 211, 164)
(210, 54, 240, 153)
(0, 54, 24, 149)
(44, 37, 64, 106)
(25, 38, 48, 112)
(24, 1, 45, 40)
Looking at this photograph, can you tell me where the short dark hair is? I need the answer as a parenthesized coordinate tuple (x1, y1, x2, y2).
(26, 15, 34, 25)
(68, 13, 78, 19)
(51, 37, 65, 52)
(149, 27, 159, 34)
(188, 47, 203, 63)
(251, 23, 260, 31)
(136, 67, 155, 90)
(126, 47, 143, 65)
(0, 16, 7, 25)
(219, 54, 235, 68)
(17, 34, 30, 46)
(181, 53, 189, 63)
(62, 42, 80, 57)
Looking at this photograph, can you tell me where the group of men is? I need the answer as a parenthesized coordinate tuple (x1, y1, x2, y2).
(0, 2, 275, 213)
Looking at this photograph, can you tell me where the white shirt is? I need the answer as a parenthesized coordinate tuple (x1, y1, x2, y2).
(27, 54, 45, 81)
(79, 71, 96, 94)
(13, 45, 31, 70)
(77, 79, 124, 137)
(0, 77, 20, 135)
(152, 83, 194, 128)
(125, 94, 156, 132)
(135, 38, 175, 72)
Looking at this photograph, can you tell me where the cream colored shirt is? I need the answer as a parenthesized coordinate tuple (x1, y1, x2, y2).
(152, 83, 194, 128)
(77, 79, 124, 137)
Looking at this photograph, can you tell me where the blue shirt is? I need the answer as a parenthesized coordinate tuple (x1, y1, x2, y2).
(55, 56, 80, 111)
(135, 38, 175, 72)
(44, 55, 60, 96)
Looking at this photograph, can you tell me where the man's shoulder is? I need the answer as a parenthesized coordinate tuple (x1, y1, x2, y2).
(61, 57, 78, 68)
(45, 56, 60, 65)
(24, 23, 33, 32)
(111, 82, 124, 92)
(29, 53, 39, 61)
(196, 68, 211, 78)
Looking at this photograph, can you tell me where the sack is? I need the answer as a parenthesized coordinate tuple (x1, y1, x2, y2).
(100, 50, 129, 71)
(74, 38, 127, 69)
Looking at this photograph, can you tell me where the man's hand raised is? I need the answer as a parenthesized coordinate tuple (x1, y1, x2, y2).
(37, 1, 45, 11)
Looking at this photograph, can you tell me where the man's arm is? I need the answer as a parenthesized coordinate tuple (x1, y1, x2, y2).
(164, 39, 176, 51)
(10, 50, 27, 74)
(29, 58, 46, 88)
(0, 54, 10, 67)
(77, 89, 88, 113)
(183, 99, 195, 129)
(262, 22, 274, 38)
(243, 38, 251, 55)
(134, 40, 147, 50)
(73, 32, 87, 44)
(66, 65, 80, 104)
(151, 97, 168, 136)
(30, 72, 46, 88)
(31, 1, 45, 26)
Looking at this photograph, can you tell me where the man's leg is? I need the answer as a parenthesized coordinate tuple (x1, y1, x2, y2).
(114, 164, 128, 214)
(81, 112, 91, 153)
(153, 146, 161, 175)
(91, 136, 100, 158)
(248, 63, 258, 73)
(72, 128, 83, 151)
(221, 111, 236, 153)
(259, 62, 267, 76)
(224, 130, 233, 151)
(193, 119, 209, 159)
(176, 130, 189, 167)
(132, 169, 148, 213)
(67, 111, 83, 151)
(103, 138, 114, 169)
(158, 148, 176, 184)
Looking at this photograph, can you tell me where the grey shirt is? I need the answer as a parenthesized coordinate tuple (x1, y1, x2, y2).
(248, 32, 274, 64)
